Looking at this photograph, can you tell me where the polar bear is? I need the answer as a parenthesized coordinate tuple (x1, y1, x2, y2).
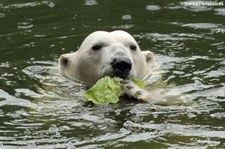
(59, 30, 158, 102)
(59, 30, 154, 86)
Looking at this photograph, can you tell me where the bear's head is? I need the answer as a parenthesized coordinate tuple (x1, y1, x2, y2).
(59, 30, 154, 87)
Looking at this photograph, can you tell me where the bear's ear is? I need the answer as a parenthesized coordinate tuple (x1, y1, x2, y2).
(59, 53, 71, 68)
(142, 51, 154, 63)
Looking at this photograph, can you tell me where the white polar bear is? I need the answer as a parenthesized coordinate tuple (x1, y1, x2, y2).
(59, 30, 160, 102)
(59, 30, 154, 87)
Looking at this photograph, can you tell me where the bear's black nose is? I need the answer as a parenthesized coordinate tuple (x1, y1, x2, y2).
(111, 58, 132, 74)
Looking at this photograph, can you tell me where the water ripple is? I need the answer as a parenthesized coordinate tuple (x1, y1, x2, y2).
(0, 1, 56, 9)
(84, 0, 98, 6)
(146, 5, 161, 11)
(215, 8, 225, 16)
(0, 89, 37, 108)
(0, 13, 5, 18)
(134, 32, 207, 41)
(17, 22, 33, 30)
(182, 23, 219, 29)
(0, 0, 225, 148)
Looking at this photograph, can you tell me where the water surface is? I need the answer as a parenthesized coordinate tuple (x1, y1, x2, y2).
(0, 0, 225, 148)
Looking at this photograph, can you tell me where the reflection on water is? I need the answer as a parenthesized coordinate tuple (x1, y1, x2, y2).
(0, 0, 225, 148)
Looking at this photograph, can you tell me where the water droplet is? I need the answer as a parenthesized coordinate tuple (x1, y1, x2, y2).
(84, 0, 98, 6)
(25, 65, 46, 73)
(30, 57, 35, 61)
(146, 5, 161, 11)
(123, 121, 134, 130)
(0, 13, 5, 18)
(28, 141, 36, 147)
(187, 112, 196, 118)
(48, 2, 55, 8)
(50, 44, 55, 48)
(122, 15, 132, 20)
(49, 124, 59, 133)
(24, 129, 31, 135)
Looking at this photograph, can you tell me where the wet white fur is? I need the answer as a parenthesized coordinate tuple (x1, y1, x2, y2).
(59, 30, 157, 102)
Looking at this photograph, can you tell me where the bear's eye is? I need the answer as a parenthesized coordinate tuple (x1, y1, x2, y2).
(130, 45, 137, 51)
(92, 44, 102, 51)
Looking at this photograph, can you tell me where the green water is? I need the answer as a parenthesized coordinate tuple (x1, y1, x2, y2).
(1, 0, 225, 148)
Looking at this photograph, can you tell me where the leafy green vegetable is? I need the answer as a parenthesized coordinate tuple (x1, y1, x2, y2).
(130, 78, 145, 88)
(83, 76, 145, 104)
(83, 77, 122, 104)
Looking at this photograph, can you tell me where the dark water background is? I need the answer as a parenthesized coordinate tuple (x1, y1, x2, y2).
(0, 0, 225, 148)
